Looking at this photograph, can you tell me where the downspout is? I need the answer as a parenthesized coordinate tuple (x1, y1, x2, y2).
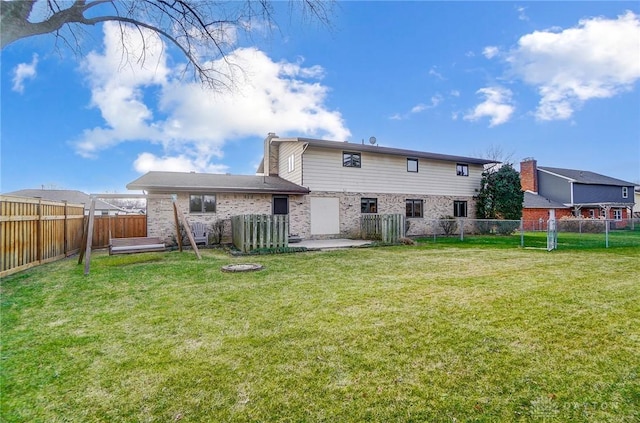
(569, 181, 574, 206)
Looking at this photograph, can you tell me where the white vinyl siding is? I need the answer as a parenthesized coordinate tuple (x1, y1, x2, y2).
(302, 146, 482, 196)
(277, 141, 305, 185)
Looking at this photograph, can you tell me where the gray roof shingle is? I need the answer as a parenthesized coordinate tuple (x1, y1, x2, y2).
(523, 191, 567, 209)
(127, 172, 310, 194)
(296, 138, 496, 165)
(539, 167, 634, 186)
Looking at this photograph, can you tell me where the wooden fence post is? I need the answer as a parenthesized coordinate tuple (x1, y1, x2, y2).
(37, 197, 43, 264)
(63, 200, 68, 256)
(172, 196, 201, 260)
(173, 202, 183, 252)
(83, 197, 96, 275)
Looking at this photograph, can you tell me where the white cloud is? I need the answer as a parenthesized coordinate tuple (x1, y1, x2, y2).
(507, 11, 640, 121)
(75, 22, 350, 172)
(483, 46, 500, 59)
(516, 6, 529, 21)
(428, 67, 445, 80)
(411, 104, 427, 114)
(430, 94, 443, 107)
(12, 54, 38, 93)
(464, 86, 514, 127)
(392, 95, 443, 120)
(133, 152, 229, 174)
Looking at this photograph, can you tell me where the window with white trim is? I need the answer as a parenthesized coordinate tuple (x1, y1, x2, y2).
(622, 187, 628, 198)
(613, 209, 622, 220)
(288, 154, 295, 172)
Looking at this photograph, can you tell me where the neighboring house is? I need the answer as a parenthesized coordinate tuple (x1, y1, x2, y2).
(3, 189, 125, 215)
(521, 191, 569, 230)
(635, 187, 640, 218)
(129, 133, 494, 241)
(520, 159, 635, 222)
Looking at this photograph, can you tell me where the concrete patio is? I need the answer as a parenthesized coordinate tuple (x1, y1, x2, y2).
(294, 238, 373, 251)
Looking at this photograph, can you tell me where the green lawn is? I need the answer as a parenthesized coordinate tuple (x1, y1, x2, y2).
(417, 228, 640, 250)
(2, 244, 639, 422)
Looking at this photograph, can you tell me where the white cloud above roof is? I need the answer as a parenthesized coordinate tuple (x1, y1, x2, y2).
(133, 152, 229, 174)
(390, 95, 444, 121)
(74, 22, 350, 173)
(464, 86, 514, 127)
(507, 11, 640, 121)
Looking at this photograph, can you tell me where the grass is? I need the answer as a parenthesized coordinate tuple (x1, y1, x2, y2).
(1, 244, 639, 422)
(417, 227, 640, 250)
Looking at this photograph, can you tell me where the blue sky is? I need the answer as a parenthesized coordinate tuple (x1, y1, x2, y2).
(2, 1, 639, 195)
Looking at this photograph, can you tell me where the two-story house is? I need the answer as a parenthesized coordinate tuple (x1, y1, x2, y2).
(128, 133, 494, 241)
(520, 158, 635, 222)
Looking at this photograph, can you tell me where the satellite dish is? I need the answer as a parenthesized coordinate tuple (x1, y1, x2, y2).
(369, 136, 377, 145)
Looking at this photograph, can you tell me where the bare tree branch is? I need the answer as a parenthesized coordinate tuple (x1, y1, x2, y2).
(1, 0, 335, 90)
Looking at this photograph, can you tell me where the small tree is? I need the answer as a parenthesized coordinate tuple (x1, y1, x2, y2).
(210, 219, 227, 245)
(476, 163, 524, 220)
(438, 215, 458, 236)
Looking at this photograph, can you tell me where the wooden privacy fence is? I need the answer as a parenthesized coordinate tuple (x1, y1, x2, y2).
(361, 214, 406, 243)
(1, 196, 85, 277)
(91, 215, 147, 248)
(231, 214, 288, 253)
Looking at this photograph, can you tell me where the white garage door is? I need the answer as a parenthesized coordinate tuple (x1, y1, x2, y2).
(310, 197, 340, 235)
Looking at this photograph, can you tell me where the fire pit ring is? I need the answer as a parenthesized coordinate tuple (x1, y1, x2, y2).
(221, 263, 264, 272)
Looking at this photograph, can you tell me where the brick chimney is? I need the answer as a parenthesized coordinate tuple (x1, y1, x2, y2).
(263, 132, 279, 176)
(520, 158, 538, 193)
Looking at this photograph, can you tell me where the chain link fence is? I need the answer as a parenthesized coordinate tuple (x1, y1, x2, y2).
(412, 218, 640, 249)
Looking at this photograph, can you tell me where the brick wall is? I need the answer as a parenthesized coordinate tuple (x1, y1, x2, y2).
(147, 192, 308, 244)
(522, 207, 573, 230)
(147, 191, 478, 242)
(305, 192, 477, 238)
